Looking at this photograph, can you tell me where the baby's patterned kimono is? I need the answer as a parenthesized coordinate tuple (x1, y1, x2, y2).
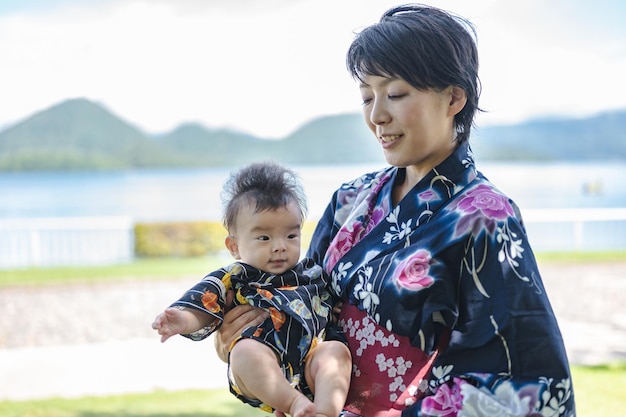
(170, 258, 332, 412)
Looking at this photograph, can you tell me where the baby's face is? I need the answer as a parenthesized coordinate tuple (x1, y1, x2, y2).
(226, 200, 302, 275)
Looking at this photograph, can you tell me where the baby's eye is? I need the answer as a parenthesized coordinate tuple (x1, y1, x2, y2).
(287, 234, 299, 239)
(257, 236, 270, 241)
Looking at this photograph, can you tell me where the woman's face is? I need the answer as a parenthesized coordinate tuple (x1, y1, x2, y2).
(359, 74, 466, 182)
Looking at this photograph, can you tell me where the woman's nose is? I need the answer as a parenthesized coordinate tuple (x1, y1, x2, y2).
(369, 99, 391, 125)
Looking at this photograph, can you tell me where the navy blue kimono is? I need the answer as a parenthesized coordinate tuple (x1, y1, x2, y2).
(308, 142, 575, 416)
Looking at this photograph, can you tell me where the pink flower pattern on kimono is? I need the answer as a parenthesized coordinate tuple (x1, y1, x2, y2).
(310, 143, 575, 416)
(453, 184, 515, 237)
(421, 377, 466, 416)
(327, 218, 371, 271)
(366, 207, 386, 234)
(394, 249, 435, 291)
(418, 189, 437, 203)
(327, 208, 387, 271)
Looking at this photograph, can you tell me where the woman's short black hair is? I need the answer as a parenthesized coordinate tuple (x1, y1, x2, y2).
(346, 4, 482, 143)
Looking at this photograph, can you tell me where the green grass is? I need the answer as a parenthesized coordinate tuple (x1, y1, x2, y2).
(571, 362, 626, 416)
(0, 257, 229, 287)
(534, 250, 626, 263)
(0, 363, 624, 416)
(0, 389, 266, 417)
(2, 250, 624, 288)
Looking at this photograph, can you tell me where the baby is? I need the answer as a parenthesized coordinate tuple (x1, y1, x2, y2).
(152, 161, 351, 417)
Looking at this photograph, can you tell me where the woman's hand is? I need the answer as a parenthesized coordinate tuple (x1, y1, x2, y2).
(331, 301, 344, 324)
(214, 302, 269, 362)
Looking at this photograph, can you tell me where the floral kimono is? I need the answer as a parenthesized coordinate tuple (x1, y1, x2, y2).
(307, 142, 575, 417)
(170, 258, 332, 411)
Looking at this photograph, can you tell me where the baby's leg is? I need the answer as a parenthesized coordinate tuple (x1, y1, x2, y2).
(305, 340, 352, 417)
(229, 338, 316, 417)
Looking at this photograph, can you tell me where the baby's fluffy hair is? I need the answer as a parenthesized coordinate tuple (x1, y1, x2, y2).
(221, 161, 307, 232)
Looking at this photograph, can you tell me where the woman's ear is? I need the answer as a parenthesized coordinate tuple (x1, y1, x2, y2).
(225, 235, 240, 259)
(448, 86, 467, 117)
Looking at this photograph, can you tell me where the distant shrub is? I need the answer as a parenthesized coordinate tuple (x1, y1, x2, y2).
(134, 221, 226, 258)
(134, 220, 318, 258)
(301, 220, 316, 252)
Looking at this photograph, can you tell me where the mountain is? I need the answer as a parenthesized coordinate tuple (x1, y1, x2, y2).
(278, 113, 383, 164)
(153, 115, 384, 167)
(0, 98, 624, 171)
(471, 111, 626, 161)
(158, 123, 268, 166)
(0, 98, 178, 170)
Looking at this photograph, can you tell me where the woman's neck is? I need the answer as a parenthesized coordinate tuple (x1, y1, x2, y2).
(391, 168, 414, 206)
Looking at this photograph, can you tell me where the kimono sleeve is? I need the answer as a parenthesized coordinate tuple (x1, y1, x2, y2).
(401, 212, 575, 416)
(306, 189, 341, 265)
(170, 272, 229, 341)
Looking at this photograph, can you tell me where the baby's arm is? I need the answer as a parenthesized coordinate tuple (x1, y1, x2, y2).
(152, 307, 215, 343)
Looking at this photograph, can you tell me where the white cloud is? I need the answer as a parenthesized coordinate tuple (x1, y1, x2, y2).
(0, 0, 625, 137)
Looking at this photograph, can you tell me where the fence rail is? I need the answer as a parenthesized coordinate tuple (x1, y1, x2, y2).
(0, 209, 625, 268)
(0, 217, 134, 268)
(522, 208, 626, 252)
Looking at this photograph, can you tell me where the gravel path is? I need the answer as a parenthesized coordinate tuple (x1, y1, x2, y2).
(0, 275, 200, 349)
(1, 262, 626, 357)
(0, 261, 625, 400)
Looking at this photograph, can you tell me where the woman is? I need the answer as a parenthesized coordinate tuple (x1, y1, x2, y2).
(216, 4, 575, 416)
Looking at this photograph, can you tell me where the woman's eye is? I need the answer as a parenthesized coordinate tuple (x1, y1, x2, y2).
(361, 97, 372, 105)
(389, 93, 406, 100)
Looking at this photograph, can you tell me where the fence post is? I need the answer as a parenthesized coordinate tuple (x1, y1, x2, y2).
(29, 228, 41, 267)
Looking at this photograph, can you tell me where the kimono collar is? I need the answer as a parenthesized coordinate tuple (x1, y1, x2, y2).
(323, 142, 478, 276)
(392, 141, 477, 201)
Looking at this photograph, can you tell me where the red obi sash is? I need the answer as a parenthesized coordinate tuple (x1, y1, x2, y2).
(340, 303, 438, 417)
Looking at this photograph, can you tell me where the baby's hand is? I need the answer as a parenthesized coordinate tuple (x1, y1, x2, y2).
(151, 307, 188, 343)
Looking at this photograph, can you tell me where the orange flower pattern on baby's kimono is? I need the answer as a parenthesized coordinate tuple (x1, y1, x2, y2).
(269, 307, 286, 330)
(280, 286, 298, 291)
(170, 257, 332, 415)
(257, 288, 274, 300)
(201, 291, 221, 313)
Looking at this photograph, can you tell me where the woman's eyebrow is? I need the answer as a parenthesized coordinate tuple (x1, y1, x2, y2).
(359, 77, 396, 89)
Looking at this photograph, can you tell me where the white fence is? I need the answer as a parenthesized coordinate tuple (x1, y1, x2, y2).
(523, 208, 626, 252)
(0, 209, 625, 269)
(0, 217, 134, 268)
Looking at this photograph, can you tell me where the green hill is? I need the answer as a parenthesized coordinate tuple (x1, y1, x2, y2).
(0, 97, 624, 171)
(0, 98, 179, 170)
(158, 123, 268, 166)
(278, 113, 383, 164)
(154, 116, 385, 167)
(472, 111, 626, 161)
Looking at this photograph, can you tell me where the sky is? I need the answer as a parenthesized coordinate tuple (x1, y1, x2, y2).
(1, 0, 625, 139)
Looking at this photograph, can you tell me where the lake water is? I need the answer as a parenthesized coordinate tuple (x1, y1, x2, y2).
(1, 162, 625, 222)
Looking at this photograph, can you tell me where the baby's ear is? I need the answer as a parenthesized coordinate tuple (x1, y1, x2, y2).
(225, 235, 241, 259)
